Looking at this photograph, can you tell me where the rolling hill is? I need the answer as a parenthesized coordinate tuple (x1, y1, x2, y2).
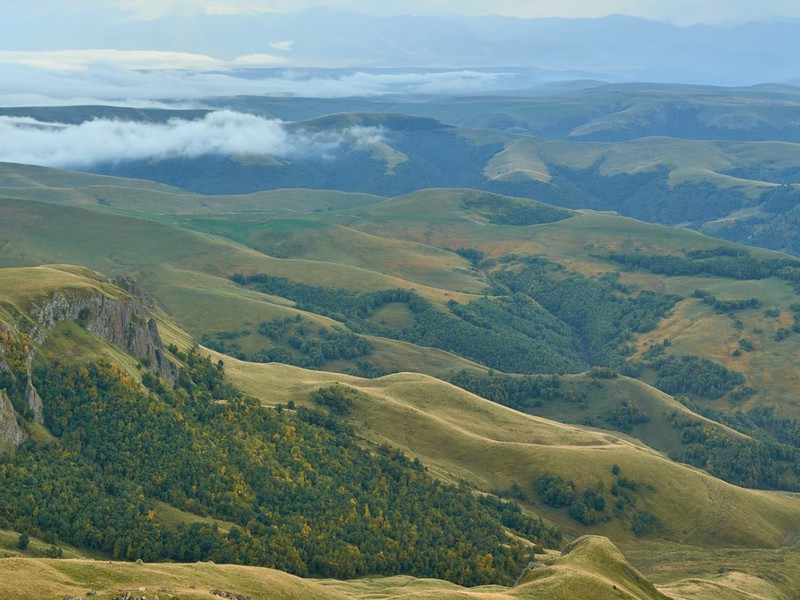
(1, 263, 799, 598)
(3, 161, 800, 597)
(1, 265, 800, 598)
(6, 90, 800, 255)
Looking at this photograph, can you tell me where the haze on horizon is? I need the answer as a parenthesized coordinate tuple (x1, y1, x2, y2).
(10, 0, 800, 25)
(1, 0, 799, 106)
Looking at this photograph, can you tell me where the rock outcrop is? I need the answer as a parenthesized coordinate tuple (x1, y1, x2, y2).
(0, 279, 178, 451)
(30, 291, 177, 381)
(0, 389, 26, 451)
(25, 376, 43, 424)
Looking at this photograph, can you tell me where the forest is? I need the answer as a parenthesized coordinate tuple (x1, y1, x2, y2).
(0, 350, 559, 585)
(233, 258, 679, 374)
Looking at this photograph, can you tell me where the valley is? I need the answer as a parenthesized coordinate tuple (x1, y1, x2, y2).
(3, 77, 800, 600)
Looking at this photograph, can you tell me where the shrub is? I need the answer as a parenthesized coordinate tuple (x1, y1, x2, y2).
(631, 511, 660, 537)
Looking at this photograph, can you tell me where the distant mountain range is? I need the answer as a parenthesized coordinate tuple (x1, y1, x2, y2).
(6, 87, 800, 256)
(5, 10, 800, 86)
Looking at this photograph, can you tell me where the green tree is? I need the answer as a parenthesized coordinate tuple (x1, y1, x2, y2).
(17, 532, 29, 550)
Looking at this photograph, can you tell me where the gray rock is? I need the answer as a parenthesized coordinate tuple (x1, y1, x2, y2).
(25, 376, 43, 424)
(0, 389, 26, 451)
(30, 291, 177, 382)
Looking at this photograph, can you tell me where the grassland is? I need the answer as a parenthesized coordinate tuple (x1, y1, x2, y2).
(0, 535, 710, 600)
(539, 373, 749, 458)
(1, 534, 796, 599)
(5, 96, 800, 598)
(0, 264, 123, 309)
(218, 356, 800, 549)
(4, 177, 800, 413)
(2, 264, 800, 599)
(0, 529, 95, 560)
(6, 260, 796, 553)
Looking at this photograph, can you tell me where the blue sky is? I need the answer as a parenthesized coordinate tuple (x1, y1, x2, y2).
(2, 0, 799, 106)
(36, 0, 800, 24)
(9, 0, 800, 24)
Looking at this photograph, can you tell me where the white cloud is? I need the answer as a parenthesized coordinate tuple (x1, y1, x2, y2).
(268, 41, 295, 52)
(0, 111, 385, 168)
(0, 60, 523, 106)
(0, 50, 281, 72)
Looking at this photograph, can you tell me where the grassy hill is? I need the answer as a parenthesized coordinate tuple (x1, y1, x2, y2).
(4, 179, 800, 418)
(6, 95, 800, 255)
(0, 536, 678, 600)
(4, 90, 800, 597)
(222, 358, 800, 549)
(1, 265, 800, 597)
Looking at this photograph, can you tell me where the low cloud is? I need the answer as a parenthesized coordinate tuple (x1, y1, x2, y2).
(0, 50, 233, 72)
(0, 111, 385, 169)
(0, 55, 530, 106)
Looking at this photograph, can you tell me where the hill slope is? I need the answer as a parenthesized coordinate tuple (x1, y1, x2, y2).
(0, 536, 675, 600)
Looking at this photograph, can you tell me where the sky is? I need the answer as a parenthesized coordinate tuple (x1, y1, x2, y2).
(14, 0, 800, 24)
(0, 0, 797, 106)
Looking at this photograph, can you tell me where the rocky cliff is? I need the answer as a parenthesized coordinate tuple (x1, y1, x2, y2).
(0, 279, 178, 451)
(29, 289, 176, 381)
(0, 389, 26, 452)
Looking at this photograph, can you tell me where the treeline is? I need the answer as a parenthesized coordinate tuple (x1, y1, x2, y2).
(0, 353, 558, 585)
(202, 316, 371, 368)
(692, 289, 762, 313)
(530, 466, 659, 536)
(492, 258, 680, 369)
(233, 273, 585, 374)
(460, 194, 573, 226)
(231, 256, 679, 376)
(646, 355, 745, 399)
(670, 413, 800, 490)
(607, 246, 800, 284)
(448, 370, 562, 411)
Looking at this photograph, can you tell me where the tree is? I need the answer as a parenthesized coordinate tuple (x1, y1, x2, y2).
(17, 533, 29, 551)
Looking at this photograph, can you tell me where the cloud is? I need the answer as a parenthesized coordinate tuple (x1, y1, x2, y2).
(268, 41, 295, 52)
(0, 57, 530, 106)
(0, 111, 385, 168)
(232, 53, 290, 65)
(0, 50, 280, 72)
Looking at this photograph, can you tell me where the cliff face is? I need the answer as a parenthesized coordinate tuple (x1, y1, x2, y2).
(0, 389, 26, 451)
(30, 291, 177, 381)
(25, 376, 43, 424)
(0, 282, 178, 451)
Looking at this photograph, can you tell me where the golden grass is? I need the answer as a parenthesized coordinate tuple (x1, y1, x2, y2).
(0, 535, 677, 600)
(221, 358, 800, 549)
(224, 219, 485, 293)
(0, 264, 123, 313)
(483, 138, 552, 183)
(545, 373, 748, 458)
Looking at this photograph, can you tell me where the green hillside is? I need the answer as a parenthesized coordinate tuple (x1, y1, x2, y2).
(0, 535, 694, 600)
(4, 165, 800, 597)
(7, 86, 800, 256)
(1, 264, 800, 598)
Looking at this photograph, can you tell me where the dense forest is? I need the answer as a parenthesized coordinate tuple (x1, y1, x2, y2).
(0, 350, 559, 584)
(607, 246, 800, 285)
(233, 274, 586, 373)
(233, 258, 679, 374)
(491, 257, 680, 369)
(201, 316, 372, 368)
